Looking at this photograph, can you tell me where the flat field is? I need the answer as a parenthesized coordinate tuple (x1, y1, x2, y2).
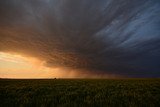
(0, 79, 160, 107)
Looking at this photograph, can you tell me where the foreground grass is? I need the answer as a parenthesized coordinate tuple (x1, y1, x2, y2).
(0, 79, 160, 107)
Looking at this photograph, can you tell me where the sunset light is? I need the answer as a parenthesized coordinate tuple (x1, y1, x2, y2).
(0, 52, 78, 78)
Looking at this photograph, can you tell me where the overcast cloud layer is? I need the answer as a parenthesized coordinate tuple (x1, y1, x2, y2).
(0, 0, 160, 77)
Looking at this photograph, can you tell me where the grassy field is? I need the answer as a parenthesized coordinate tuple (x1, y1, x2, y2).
(0, 79, 160, 107)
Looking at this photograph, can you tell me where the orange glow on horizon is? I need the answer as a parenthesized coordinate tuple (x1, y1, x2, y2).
(0, 52, 81, 78)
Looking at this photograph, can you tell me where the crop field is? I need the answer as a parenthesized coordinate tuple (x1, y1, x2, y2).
(0, 79, 160, 107)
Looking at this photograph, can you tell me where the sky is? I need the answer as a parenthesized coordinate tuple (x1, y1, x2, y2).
(0, 0, 160, 78)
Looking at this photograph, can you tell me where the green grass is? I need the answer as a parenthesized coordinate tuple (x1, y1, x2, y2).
(0, 79, 160, 107)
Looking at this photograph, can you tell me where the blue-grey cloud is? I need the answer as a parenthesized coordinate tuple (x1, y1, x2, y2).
(0, 0, 160, 77)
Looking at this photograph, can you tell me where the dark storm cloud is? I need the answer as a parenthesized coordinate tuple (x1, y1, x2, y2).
(0, 0, 160, 77)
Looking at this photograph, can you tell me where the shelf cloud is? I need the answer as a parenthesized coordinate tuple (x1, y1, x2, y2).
(0, 0, 160, 77)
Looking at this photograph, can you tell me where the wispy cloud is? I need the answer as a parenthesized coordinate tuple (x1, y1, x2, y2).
(0, 0, 160, 77)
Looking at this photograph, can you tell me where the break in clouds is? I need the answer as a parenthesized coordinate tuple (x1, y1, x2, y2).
(0, 0, 160, 77)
